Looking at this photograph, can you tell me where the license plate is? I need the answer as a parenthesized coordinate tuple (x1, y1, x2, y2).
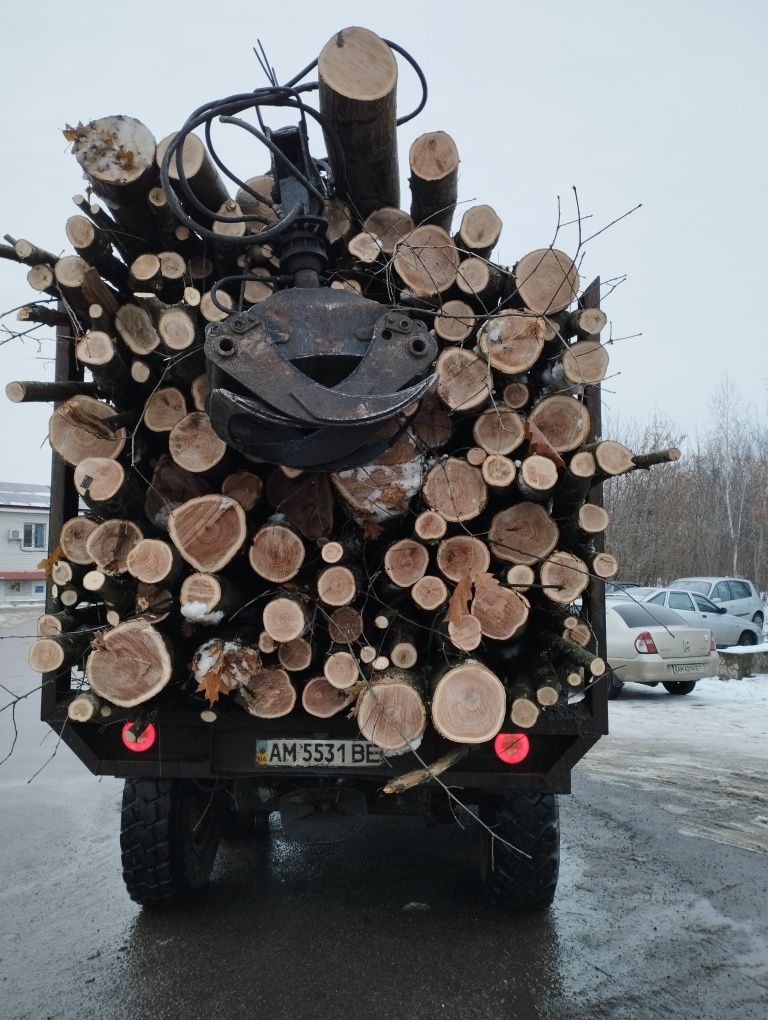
(671, 663, 703, 675)
(256, 738, 384, 767)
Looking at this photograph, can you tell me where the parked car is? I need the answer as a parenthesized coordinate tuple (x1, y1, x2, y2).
(605, 602, 719, 699)
(606, 586, 659, 602)
(638, 588, 762, 647)
(604, 580, 642, 595)
(670, 576, 764, 627)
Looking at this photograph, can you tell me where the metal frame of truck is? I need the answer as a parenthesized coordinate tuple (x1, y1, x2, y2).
(40, 280, 608, 908)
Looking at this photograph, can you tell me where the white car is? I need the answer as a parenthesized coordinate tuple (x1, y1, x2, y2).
(605, 602, 719, 699)
(639, 588, 761, 648)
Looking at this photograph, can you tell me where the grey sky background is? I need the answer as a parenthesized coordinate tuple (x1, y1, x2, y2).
(1, 0, 766, 483)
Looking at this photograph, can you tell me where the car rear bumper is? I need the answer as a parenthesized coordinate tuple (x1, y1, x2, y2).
(609, 651, 719, 683)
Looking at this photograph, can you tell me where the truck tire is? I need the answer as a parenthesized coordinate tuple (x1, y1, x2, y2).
(120, 778, 223, 906)
(662, 680, 697, 695)
(479, 793, 559, 912)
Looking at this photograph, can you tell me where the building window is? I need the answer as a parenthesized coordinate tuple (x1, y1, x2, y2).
(34, 584, 45, 594)
(8, 582, 21, 593)
(22, 523, 47, 550)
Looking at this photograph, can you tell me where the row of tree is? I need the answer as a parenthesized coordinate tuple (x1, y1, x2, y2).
(605, 381, 768, 594)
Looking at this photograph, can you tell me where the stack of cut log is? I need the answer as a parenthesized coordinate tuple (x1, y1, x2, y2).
(6, 26, 678, 754)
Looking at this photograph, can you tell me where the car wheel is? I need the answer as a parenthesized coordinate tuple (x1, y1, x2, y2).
(662, 681, 697, 695)
(737, 631, 758, 646)
(479, 794, 560, 912)
(751, 612, 763, 628)
(606, 670, 624, 700)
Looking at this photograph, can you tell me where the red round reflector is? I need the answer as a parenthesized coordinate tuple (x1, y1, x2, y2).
(493, 732, 530, 765)
(121, 721, 157, 753)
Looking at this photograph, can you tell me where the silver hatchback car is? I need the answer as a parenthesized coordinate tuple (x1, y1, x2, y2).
(670, 577, 764, 627)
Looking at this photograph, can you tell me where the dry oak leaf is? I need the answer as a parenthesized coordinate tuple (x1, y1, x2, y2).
(38, 543, 64, 576)
(195, 669, 230, 706)
(362, 520, 384, 540)
(524, 421, 566, 469)
(446, 575, 473, 625)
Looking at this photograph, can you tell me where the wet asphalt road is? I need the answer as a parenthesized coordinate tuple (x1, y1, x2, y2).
(1, 614, 766, 1020)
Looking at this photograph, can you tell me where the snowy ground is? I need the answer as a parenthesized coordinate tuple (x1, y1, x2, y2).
(582, 674, 768, 856)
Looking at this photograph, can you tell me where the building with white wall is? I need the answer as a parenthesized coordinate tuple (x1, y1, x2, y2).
(0, 482, 49, 606)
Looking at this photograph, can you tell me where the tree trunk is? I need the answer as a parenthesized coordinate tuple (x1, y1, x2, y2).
(455, 256, 507, 306)
(6, 380, 97, 404)
(408, 131, 459, 232)
(28, 631, 93, 673)
(67, 690, 111, 722)
(517, 454, 559, 500)
(48, 395, 126, 466)
(168, 412, 228, 476)
(262, 595, 308, 643)
(73, 458, 144, 518)
(318, 27, 399, 217)
(433, 299, 475, 343)
(115, 303, 161, 355)
(332, 433, 424, 525)
(489, 501, 560, 565)
(168, 493, 247, 572)
(249, 521, 306, 582)
(86, 621, 172, 707)
(302, 676, 356, 718)
(472, 407, 526, 455)
(144, 387, 188, 432)
(266, 470, 334, 539)
(126, 538, 181, 585)
(422, 457, 488, 523)
(482, 454, 517, 489)
(317, 565, 357, 606)
(539, 550, 589, 604)
(323, 650, 360, 689)
(470, 577, 529, 640)
(411, 574, 448, 611)
(454, 204, 503, 259)
(278, 638, 313, 673)
(431, 661, 506, 743)
(240, 669, 297, 719)
(436, 535, 490, 582)
(414, 510, 448, 542)
(85, 518, 144, 574)
(356, 668, 427, 754)
(384, 538, 429, 587)
(513, 248, 579, 314)
(179, 571, 239, 624)
(155, 130, 229, 216)
(477, 310, 554, 374)
(75, 331, 133, 396)
(435, 347, 493, 412)
(327, 606, 364, 644)
(144, 454, 210, 530)
(64, 214, 129, 290)
(221, 471, 263, 512)
(528, 395, 591, 453)
(393, 225, 460, 297)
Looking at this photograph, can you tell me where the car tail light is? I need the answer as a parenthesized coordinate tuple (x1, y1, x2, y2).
(634, 631, 658, 654)
(121, 721, 157, 753)
(493, 732, 530, 765)
(709, 632, 716, 651)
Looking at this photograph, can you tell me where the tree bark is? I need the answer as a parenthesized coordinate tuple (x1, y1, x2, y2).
(64, 214, 129, 290)
(144, 454, 210, 530)
(28, 631, 93, 673)
(266, 470, 334, 539)
(408, 131, 459, 232)
(318, 27, 400, 217)
(73, 458, 144, 518)
(332, 432, 424, 524)
(75, 332, 133, 395)
(6, 380, 97, 403)
(454, 204, 503, 259)
(156, 130, 229, 217)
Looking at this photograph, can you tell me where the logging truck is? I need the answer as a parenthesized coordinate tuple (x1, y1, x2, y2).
(5, 26, 678, 910)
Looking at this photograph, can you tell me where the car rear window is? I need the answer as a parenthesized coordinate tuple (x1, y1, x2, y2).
(611, 604, 685, 628)
(673, 579, 710, 595)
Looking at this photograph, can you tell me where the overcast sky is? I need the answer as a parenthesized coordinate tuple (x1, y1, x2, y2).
(1, 0, 766, 484)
